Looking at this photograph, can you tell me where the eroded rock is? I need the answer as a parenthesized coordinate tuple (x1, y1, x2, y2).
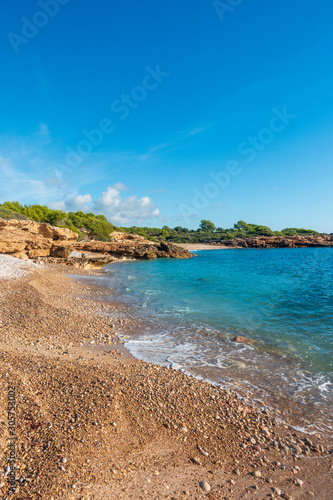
(0, 219, 192, 267)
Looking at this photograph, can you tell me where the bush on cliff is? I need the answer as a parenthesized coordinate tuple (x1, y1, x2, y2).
(0, 202, 116, 241)
(0, 205, 29, 221)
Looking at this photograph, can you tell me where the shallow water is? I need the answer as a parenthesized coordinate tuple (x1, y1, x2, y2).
(81, 248, 333, 434)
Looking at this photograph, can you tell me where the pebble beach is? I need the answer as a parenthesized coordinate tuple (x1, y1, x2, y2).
(0, 256, 332, 499)
(0, 254, 36, 281)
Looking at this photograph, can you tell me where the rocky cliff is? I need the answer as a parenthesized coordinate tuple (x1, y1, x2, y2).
(218, 234, 333, 248)
(0, 219, 192, 268)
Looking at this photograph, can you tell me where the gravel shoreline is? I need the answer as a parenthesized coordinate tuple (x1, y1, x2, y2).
(0, 254, 37, 281)
(0, 264, 332, 499)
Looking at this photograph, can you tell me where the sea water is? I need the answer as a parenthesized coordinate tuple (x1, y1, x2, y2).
(85, 248, 333, 433)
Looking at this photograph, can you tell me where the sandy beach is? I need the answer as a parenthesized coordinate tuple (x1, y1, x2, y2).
(177, 244, 227, 251)
(0, 261, 332, 499)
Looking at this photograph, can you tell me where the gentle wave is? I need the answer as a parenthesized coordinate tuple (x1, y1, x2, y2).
(86, 248, 333, 434)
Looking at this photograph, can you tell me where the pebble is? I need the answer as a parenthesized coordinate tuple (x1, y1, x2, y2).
(0, 255, 35, 280)
(199, 481, 211, 492)
(198, 446, 209, 457)
(281, 494, 293, 500)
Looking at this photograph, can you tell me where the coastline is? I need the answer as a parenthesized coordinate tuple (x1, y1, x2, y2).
(177, 244, 229, 251)
(0, 263, 332, 498)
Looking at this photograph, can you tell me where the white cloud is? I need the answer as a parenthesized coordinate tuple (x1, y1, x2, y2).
(93, 184, 160, 224)
(72, 193, 92, 206)
(48, 201, 66, 211)
(47, 184, 160, 225)
(49, 192, 92, 212)
(113, 182, 128, 191)
(48, 194, 92, 212)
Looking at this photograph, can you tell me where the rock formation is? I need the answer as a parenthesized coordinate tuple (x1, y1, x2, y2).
(109, 231, 146, 242)
(217, 235, 333, 249)
(0, 219, 192, 268)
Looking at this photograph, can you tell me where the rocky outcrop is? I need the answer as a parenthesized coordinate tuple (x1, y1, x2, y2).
(0, 219, 192, 268)
(109, 231, 146, 242)
(0, 219, 77, 241)
(73, 240, 192, 261)
(0, 219, 78, 260)
(217, 235, 333, 249)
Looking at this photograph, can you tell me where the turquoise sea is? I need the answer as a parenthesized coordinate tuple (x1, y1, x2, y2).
(83, 248, 333, 433)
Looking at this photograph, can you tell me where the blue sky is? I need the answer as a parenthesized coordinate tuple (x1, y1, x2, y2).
(1, 0, 332, 231)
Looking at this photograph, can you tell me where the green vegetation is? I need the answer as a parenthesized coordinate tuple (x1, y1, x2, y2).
(199, 219, 216, 232)
(0, 202, 115, 241)
(0, 204, 29, 221)
(122, 219, 320, 243)
(0, 202, 322, 243)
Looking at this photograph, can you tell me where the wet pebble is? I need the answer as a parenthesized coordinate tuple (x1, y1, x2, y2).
(199, 481, 211, 492)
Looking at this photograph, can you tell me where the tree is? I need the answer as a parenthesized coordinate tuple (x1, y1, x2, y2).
(161, 229, 169, 238)
(199, 219, 216, 232)
(234, 220, 250, 232)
